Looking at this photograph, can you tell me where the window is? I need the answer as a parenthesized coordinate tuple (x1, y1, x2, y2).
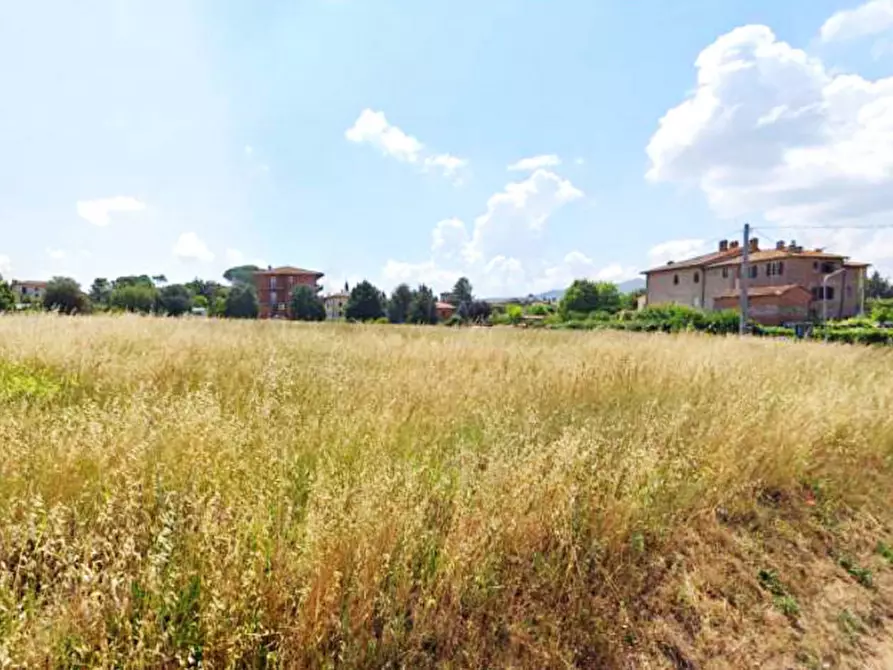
(270, 277, 278, 289)
(749, 265, 758, 279)
(767, 261, 784, 277)
(813, 261, 819, 271)
(694, 272, 700, 284)
(673, 274, 679, 285)
(820, 262, 835, 274)
(827, 286, 835, 300)
(811, 286, 835, 300)
(722, 268, 728, 279)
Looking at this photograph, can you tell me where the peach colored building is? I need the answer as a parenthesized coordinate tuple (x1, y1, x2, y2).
(644, 239, 869, 324)
(253, 266, 324, 319)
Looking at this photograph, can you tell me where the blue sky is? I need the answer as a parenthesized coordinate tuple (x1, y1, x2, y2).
(2, 0, 893, 296)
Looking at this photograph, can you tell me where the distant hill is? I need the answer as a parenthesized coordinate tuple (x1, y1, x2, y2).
(485, 278, 645, 304)
(523, 277, 645, 303)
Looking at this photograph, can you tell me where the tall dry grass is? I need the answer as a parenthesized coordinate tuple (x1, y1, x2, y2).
(1, 314, 892, 667)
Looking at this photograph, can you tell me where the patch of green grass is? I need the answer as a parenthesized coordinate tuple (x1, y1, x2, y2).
(758, 569, 800, 618)
(837, 609, 866, 641)
(877, 541, 893, 564)
(0, 360, 65, 402)
(838, 556, 874, 588)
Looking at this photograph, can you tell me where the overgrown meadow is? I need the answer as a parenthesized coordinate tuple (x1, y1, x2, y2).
(2, 315, 892, 668)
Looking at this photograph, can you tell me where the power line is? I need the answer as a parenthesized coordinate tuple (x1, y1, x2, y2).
(757, 224, 893, 231)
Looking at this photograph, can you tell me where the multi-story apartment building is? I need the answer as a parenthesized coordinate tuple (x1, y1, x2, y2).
(252, 266, 324, 319)
(643, 239, 869, 325)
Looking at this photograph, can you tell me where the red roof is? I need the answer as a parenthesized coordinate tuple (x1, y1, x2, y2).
(713, 284, 811, 300)
(11, 280, 47, 288)
(642, 247, 742, 274)
(435, 301, 456, 310)
(708, 249, 847, 268)
(254, 266, 324, 277)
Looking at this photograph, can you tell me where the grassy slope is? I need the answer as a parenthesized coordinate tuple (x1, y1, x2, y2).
(1, 315, 892, 668)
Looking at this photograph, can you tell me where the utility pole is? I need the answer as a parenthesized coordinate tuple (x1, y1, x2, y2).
(739, 223, 750, 335)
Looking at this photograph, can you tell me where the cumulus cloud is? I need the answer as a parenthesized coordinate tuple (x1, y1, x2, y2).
(0, 254, 11, 277)
(647, 24, 893, 237)
(463, 169, 584, 264)
(345, 109, 424, 164)
(820, 0, 893, 42)
(647, 239, 708, 265)
(379, 168, 611, 296)
(173, 232, 214, 263)
(77, 196, 146, 226)
(424, 154, 468, 181)
(46, 248, 66, 260)
(346, 109, 468, 181)
(507, 154, 561, 172)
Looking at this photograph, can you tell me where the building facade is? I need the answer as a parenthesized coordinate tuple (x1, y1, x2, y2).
(644, 239, 869, 324)
(10, 280, 47, 304)
(324, 292, 349, 320)
(252, 266, 324, 319)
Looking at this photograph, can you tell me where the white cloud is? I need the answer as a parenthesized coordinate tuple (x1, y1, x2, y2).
(533, 251, 638, 293)
(77, 196, 146, 227)
(647, 239, 708, 265)
(46, 248, 66, 260)
(382, 168, 595, 296)
(820, 0, 893, 42)
(345, 109, 424, 164)
(346, 108, 467, 181)
(173, 232, 214, 263)
(431, 218, 469, 260)
(464, 169, 584, 264)
(0, 254, 11, 277)
(382, 260, 462, 289)
(424, 154, 468, 181)
(507, 154, 561, 172)
(647, 24, 893, 237)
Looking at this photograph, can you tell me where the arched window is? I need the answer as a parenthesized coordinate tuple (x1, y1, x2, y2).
(693, 272, 700, 284)
(673, 274, 679, 285)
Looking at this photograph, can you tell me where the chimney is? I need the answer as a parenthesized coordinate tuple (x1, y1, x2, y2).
(749, 237, 759, 252)
(730, 240, 739, 249)
(776, 240, 785, 251)
(267, 265, 272, 271)
(718, 239, 728, 251)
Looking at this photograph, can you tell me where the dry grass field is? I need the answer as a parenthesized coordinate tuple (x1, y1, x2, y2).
(2, 314, 893, 668)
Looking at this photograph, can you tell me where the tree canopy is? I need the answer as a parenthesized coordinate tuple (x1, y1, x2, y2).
(387, 283, 413, 324)
(157, 284, 193, 316)
(43, 277, 89, 314)
(224, 284, 259, 319)
(345, 281, 386, 321)
(0, 275, 15, 312)
(560, 280, 622, 316)
(110, 283, 157, 313)
(289, 285, 326, 321)
(223, 265, 260, 286)
(408, 284, 437, 324)
(450, 277, 473, 306)
(89, 278, 112, 307)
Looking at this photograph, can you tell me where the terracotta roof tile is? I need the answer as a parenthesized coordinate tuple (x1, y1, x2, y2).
(708, 249, 847, 267)
(642, 248, 742, 274)
(255, 266, 324, 276)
